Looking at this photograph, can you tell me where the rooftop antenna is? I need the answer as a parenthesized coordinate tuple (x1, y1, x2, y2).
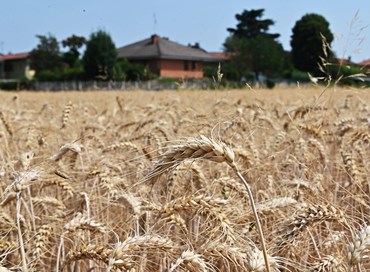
(153, 13, 157, 34)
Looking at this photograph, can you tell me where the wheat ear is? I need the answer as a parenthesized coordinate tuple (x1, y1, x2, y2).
(0, 111, 13, 137)
(169, 249, 208, 272)
(348, 224, 370, 271)
(147, 135, 271, 272)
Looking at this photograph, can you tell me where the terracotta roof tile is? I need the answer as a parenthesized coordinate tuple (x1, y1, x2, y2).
(358, 59, 370, 67)
(0, 52, 29, 61)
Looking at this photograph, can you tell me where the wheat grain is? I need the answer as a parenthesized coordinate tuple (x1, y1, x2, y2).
(0, 111, 13, 137)
(169, 249, 208, 272)
(147, 135, 235, 181)
(63, 212, 106, 234)
(348, 224, 370, 268)
(310, 255, 343, 272)
(61, 100, 73, 129)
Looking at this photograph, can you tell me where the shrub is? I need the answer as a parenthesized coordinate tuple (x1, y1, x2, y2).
(36, 70, 61, 81)
(115, 59, 156, 81)
(0, 81, 18, 90)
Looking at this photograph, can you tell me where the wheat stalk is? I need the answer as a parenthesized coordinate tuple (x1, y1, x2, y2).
(15, 191, 28, 272)
(146, 135, 271, 272)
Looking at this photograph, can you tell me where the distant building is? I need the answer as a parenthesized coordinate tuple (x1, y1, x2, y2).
(0, 52, 35, 81)
(358, 58, 370, 68)
(336, 56, 356, 66)
(208, 52, 232, 61)
(117, 34, 223, 78)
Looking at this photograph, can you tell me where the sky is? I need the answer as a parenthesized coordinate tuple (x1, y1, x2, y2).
(1, 1, 370, 63)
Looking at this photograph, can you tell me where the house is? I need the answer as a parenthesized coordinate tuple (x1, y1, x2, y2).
(117, 34, 223, 78)
(0, 52, 35, 81)
(358, 59, 370, 68)
(336, 57, 356, 66)
(208, 52, 232, 61)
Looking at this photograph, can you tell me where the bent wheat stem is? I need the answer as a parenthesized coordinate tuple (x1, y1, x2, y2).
(148, 135, 271, 272)
(234, 169, 270, 272)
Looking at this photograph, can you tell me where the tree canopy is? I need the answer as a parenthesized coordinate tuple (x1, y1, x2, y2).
(82, 30, 117, 80)
(224, 9, 285, 81)
(227, 9, 280, 41)
(62, 35, 86, 68)
(290, 13, 334, 75)
(29, 34, 64, 74)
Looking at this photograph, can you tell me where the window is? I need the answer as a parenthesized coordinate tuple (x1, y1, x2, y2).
(184, 61, 189, 71)
(192, 61, 196, 71)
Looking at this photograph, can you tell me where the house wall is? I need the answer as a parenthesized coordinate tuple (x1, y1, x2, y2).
(159, 60, 203, 78)
(3, 59, 29, 79)
(146, 59, 160, 75)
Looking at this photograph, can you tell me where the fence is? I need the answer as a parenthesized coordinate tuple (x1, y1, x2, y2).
(30, 80, 215, 91)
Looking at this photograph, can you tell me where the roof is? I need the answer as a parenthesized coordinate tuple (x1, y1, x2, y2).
(358, 59, 370, 67)
(0, 52, 29, 61)
(208, 52, 233, 60)
(336, 58, 355, 66)
(117, 35, 222, 62)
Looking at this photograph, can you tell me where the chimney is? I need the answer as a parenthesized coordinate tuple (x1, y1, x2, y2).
(151, 34, 158, 44)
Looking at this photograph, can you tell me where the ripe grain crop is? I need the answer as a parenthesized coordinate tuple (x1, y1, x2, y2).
(0, 87, 369, 271)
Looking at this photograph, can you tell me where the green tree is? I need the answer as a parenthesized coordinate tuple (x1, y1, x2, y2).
(62, 34, 86, 68)
(227, 9, 280, 41)
(291, 13, 334, 75)
(224, 9, 285, 82)
(82, 30, 117, 80)
(30, 34, 64, 74)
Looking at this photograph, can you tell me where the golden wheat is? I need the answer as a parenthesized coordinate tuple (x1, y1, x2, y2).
(0, 88, 369, 271)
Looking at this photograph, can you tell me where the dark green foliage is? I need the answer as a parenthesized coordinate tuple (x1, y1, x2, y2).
(30, 34, 64, 73)
(326, 62, 369, 86)
(266, 78, 275, 89)
(225, 35, 285, 80)
(29, 34, 85, 82)
(35, 67, 84, 82)
(227, 9, 280, 41)
(0, 81, 19, 90)
(115, 59, 156, 81)
(82, 30, 117, 80)
(203, 65, 218, 79)
(291, 13, 334, 75)
(224, 9, 285, 82)
(62, 35, 86, 68)
(36, 70, 60, 81)
(283, 68, 310, 82)
(62, 35, 86, 50)
(0, 78, 33, 90)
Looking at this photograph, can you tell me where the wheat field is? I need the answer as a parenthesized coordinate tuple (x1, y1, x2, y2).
(0, 87, 369, 271)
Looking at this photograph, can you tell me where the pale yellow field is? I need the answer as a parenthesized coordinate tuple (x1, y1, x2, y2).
(0, 87, 369, 271)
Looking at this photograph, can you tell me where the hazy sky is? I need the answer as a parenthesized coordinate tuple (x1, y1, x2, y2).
(1, 1, 370, 62)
